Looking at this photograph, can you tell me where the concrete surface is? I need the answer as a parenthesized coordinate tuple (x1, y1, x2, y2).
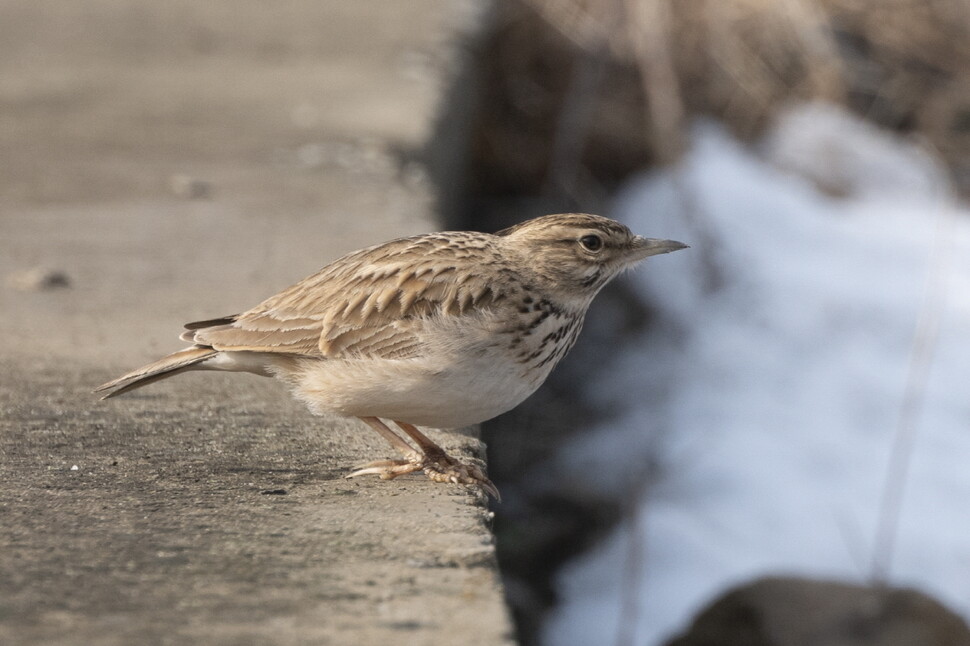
(0, 2, 513, 644)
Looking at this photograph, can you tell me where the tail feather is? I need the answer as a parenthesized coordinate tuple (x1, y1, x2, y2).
(95, 346, 219, 399)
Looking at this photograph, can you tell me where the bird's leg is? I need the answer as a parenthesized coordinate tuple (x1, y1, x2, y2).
(393, 421, 499, 500)
(356, 416, 418, 457)
(344, 416, 499, 499)
(346, 416, 426, 479)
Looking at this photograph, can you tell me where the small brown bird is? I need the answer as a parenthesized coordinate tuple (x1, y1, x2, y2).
(96, 213, 687, 498)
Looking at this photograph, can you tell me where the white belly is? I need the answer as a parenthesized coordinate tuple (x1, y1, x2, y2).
(217, 308, 578, 428)
(285, 348, 543, 428)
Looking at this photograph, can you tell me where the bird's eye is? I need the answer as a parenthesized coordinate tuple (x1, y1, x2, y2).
(579, 234, 603, 252)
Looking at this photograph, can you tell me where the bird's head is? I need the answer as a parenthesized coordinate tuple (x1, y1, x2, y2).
(496, 213, 688, 301)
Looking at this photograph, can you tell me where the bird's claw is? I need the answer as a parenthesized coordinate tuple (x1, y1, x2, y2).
(422, 457, 501, 501)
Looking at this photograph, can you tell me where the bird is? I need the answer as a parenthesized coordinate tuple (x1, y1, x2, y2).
(96, 213, 687, 499)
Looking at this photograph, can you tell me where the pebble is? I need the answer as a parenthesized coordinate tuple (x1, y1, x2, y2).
(7, 268, 71, 291)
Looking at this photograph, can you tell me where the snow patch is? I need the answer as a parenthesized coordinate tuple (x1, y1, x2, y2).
(544, 116, 970, 646)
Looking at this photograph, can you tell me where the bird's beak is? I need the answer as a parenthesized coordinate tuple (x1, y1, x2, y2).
(629, 236, 689, 261)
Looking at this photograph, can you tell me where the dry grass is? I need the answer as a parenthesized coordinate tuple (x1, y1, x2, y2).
(469, 0, 970, 199)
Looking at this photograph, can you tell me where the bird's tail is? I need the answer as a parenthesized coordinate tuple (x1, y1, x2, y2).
(95, 346, 218, 399)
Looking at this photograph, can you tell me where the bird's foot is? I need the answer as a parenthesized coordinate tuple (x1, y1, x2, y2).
(421, 450, 500, 500)
(346, 456, 424, 480)
(347, 450, 500, 500)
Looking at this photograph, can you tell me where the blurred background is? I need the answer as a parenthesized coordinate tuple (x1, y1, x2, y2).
(458, 1, 970, 645)
(3, 1, 970, 645)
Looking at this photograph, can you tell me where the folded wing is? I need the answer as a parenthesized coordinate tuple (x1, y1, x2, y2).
(182, 233, 508, 360)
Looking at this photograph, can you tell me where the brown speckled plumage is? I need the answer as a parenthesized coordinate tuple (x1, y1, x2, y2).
(97, 213, 687, 498)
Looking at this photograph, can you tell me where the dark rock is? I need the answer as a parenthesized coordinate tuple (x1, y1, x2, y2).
(666, 576, 970, 646)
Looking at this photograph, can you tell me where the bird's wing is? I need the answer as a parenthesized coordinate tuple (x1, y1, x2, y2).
(183, 232, 509, 360)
